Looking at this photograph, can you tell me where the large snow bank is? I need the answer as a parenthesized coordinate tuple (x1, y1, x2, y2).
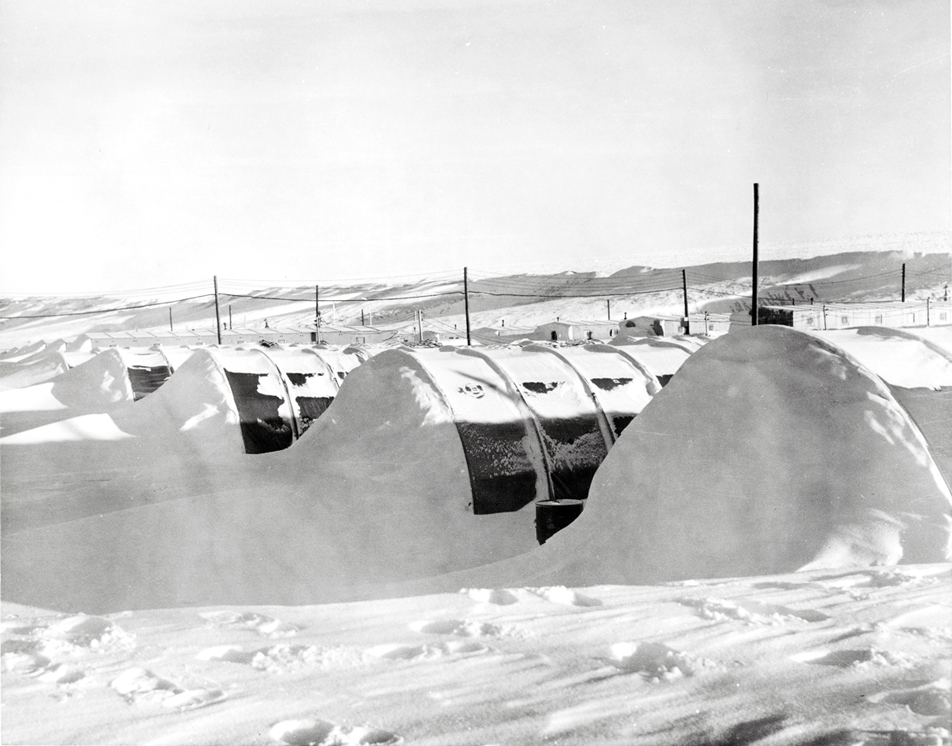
(51, 348, 135, 408)
(0, 349, 134, 436)
(813, 327, 952, 489)
(414, 326, 952, 594)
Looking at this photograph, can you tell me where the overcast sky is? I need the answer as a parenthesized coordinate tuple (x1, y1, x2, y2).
(0, 0, 948, 294)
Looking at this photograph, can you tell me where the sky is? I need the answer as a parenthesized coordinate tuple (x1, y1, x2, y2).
(0, 0, 949, 294)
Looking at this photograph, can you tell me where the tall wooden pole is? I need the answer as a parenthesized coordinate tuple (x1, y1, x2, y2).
(168, 307, 173, 332)
(315, 285, 321, 343)
(213, 275, 222, 344)
(681, 268, 690, 333)
(228, 305, 233, 330)
(751, 183, 760, 327)
(901, 263, 906, 302)
(463, 267, 472, 346)
(606, 299, 611, 320)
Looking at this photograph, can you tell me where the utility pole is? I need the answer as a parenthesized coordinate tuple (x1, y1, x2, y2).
(681, 268, 690, 334)
(417, 310, 424, 343)
(606, 299, 611, 320)
(901, 263, 906, 302)
(464, 267, 472, 346)
(315, 285, 321, 343)
(168, 307, 173, 333)
(751, 183, 760, 327)
(361, 308, 365, 326)
(213, 275, 222, 344)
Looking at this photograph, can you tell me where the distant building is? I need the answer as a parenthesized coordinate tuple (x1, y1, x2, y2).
(312, 324, 397, 345)
(470, 324, 536, 344)
(618, 313, 731, 337)
(534, 319, 618, 342)
(759, 300, 952, 331)
(686, 312, 732, 335)
(618, 316, 684, 337)
(87, 327, 321, 348)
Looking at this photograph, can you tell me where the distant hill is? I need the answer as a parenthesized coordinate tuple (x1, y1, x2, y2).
(0, 233, 948, 346)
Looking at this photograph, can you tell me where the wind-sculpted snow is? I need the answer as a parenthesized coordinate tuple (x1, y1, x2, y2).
(0, 351, 70, 390)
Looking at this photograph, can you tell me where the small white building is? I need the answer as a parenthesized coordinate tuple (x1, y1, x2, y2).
(312, 325, 397, 345)
(686, 312, 732, 335)
(618, 316, 684, 337)
(534, 319, 619, 342)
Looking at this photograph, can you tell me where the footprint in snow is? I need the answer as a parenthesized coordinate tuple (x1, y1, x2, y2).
(197, 643, 366, 672)
(365, 641, 489, 661)
(528, 586, 602, 607)
(409, 619, 504, 638)
(269, 718, 402, 745)
(199, 610, 301, 638)
(608, 641, 720, 681)
(110, 667, 225, 710)
(789, 647, 918, 668)
(2, 649, 53, 675)
(2, 614, 130, 688)
(853, 728, 951, 745)
(679, 596, 830, 625)
(463, 588, 520, 605)
(3, 613, 135, 656)
(815, 568, 943, 591)
(867, 678, 952, 719)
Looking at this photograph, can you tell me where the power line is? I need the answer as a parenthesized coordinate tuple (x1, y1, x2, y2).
(0, 294, 214, 319)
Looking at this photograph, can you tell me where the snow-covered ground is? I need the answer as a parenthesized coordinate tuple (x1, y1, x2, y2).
(2, 276, 952, 743)
(3, 564, 950, 746)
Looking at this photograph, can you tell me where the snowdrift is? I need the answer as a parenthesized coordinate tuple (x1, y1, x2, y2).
(820, 327, 952, 492)
(0, 349, 134, 436)
(409, 326, 952, 594)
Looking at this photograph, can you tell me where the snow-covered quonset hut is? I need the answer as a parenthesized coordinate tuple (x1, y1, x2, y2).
(195, 346, 366, 453)
(534, 319, 619, 342)
(759, 300, 952, 331)
(607, 336, 695, 386)
(321, 345, 659, 515)
(112, 348, 175, 400)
